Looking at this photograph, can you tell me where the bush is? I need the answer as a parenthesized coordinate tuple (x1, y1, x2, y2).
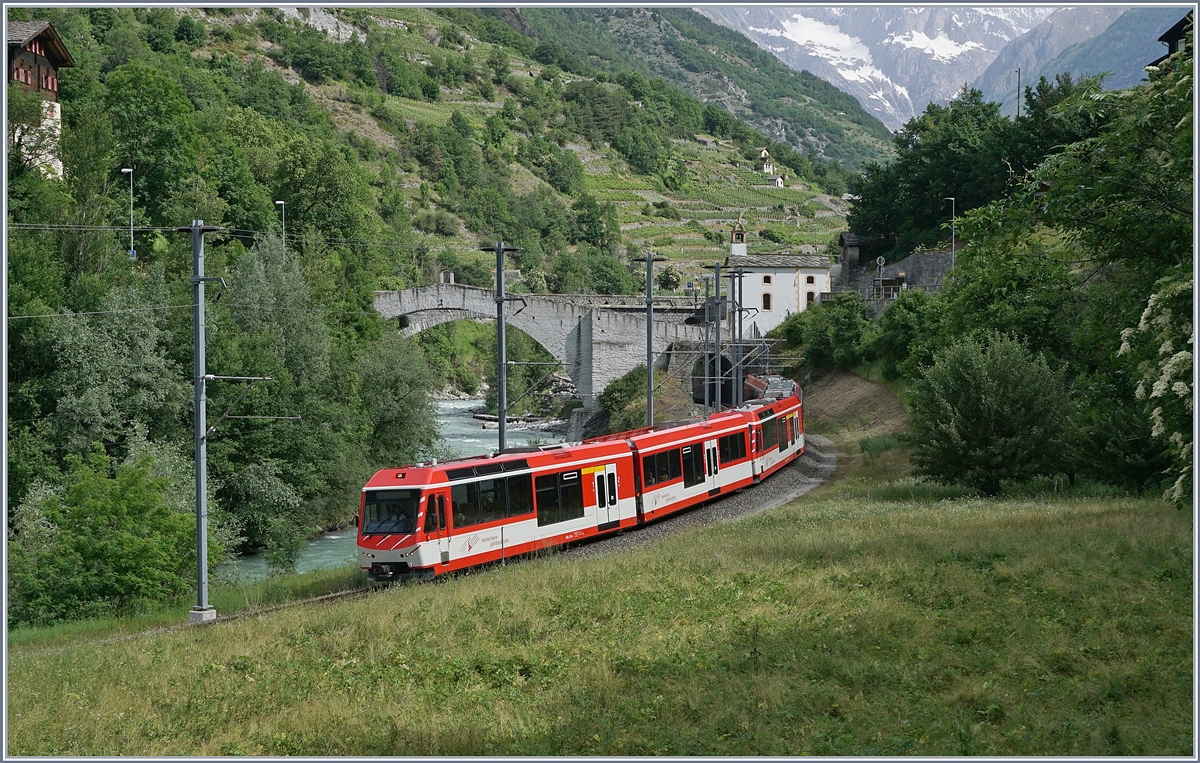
(175, 15, 206, 46)
(7, 447, 196, 627)
(413, 208, 460, 236)
(599, 365, 646, 420)
(907, 332, 1068, 496)
(871, 289, 944, 380)
(776, 292, 873, 370)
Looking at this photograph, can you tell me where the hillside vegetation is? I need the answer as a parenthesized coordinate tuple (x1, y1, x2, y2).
(792, 41, 1192, 503)
(7, 5, 872, 626)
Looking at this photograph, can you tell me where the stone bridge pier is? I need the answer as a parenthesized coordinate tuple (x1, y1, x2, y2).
(374, 284, 711, 411)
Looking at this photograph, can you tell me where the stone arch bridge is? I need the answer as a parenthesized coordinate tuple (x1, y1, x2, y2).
(374, 284, 712, 408)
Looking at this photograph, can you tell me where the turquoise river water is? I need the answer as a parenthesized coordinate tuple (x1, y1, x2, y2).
(220, 399, 564, 581)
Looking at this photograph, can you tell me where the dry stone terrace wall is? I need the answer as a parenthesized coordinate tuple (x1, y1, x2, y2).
(374, 285, 711, 408)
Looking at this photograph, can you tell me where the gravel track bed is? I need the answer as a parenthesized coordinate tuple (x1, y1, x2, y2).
(560, 434, 837, 561)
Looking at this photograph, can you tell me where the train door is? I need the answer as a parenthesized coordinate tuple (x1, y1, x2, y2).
(426, 492, 450, 565)
(593, 463, 618, 527)
(705, 438, 720, 495)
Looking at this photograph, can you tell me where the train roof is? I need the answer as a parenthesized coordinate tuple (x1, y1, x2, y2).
(364, 438, 628, 489)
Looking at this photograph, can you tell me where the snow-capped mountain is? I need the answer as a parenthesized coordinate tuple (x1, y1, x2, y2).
(695, 7, 1058, 131)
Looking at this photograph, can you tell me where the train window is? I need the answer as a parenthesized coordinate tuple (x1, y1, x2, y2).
(535, 470, 586, 526)
(451, 482, 480, 528)
(762, 418, 780, 452)
(451, 474, 533, 528)
(478, 478, 508, 524)
(642, 454, 656, 486)
(606, 472, 617, 506)
(423, 495, 438, 533)
(644, 449, 682, 487)
(596, 474, 606, 507)
(682, 445, 705, 488)
(362, 489, 421, 535)
(718, 432, 747, 464)
(507, 474, 534, 516)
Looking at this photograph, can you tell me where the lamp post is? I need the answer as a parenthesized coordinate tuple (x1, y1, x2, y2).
(275, 200, 285, 255)
(636, 252, 667, 428)
(120, 168, 134, 259)
(945, 196, 956, 269)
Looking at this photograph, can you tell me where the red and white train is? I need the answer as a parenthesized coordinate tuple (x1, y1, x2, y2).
(358, 376, 803, 582)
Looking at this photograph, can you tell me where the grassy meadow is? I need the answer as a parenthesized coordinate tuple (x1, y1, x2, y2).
(6, 434, 1193, 756)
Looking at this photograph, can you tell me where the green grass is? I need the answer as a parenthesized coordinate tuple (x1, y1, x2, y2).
(7, 458, 1191, 755)
(6, 566, 369, 649)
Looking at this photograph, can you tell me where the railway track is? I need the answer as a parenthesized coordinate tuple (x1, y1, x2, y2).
(96, 435, 836, 643)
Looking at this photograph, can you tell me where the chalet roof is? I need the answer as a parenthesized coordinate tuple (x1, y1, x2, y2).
(839, 232, 874, 247)
(765, 174, 784, 181)
(7, 20, 75, 67)
(726, 254, 831, 270)
(1159, 11, 1193, 43)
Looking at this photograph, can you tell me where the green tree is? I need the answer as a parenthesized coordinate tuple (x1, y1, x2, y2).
(356, 333, 439, 468)
(848, 87, 1011, 258)
(104, 60, 199, 223)
(776, 292, 873, 370)
(7, 446, 197, 626)
(908, 333, 1068, 495)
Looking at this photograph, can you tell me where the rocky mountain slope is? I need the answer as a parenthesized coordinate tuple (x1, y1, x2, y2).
(695, 6, 1056, 131)
(1033, 9, 1186, 91)
(487, 8, 894, 167)
(969, 7, 1125, 113)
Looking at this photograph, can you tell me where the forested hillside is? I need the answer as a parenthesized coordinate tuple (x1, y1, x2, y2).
(785, 45, 1192, 504)
(480, 7, 894, 166)
(6, 6, 880, 626)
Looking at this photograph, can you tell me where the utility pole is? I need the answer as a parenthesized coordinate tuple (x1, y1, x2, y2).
(186, 220, 221, 625)
(945, 196, 956, 270)
(1015, 68, 1021, 118)
(483, 241, 521, 452)
(701, 275, 711, 414)
(120, 168, 134, 259)
(637, 252, 667, 428)
(730, 268, 745, 406)
(713, 261, 723, 411)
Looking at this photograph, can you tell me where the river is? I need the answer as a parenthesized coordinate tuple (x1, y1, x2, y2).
(220, 399, 564, 581)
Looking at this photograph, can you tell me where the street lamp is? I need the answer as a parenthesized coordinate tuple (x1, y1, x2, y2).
(120, 168, 134, 259)
(945, 196, 956, 268)
(275, 200, 285, 255)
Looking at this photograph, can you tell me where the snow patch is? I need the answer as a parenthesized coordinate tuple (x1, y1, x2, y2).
(887, 30, 985, 62)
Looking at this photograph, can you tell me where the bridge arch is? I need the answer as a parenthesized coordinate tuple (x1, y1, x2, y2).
(374, 284, 709, 408)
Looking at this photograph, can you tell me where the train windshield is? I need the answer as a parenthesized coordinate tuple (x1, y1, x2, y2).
(362, 489, 421, 535)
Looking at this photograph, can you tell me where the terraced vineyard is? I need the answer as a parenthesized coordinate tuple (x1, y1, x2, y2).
(574, 139, 845, 284)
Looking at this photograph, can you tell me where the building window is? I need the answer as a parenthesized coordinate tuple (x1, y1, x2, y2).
(806, 275, 815, 284)
(762, 293, 773, 311)
(807, 292, 815, 305)
(762, 275, 772, 285)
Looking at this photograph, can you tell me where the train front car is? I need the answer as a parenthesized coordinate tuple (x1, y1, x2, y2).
(359, 441, 639, 582)
(359, 464, 445, 582)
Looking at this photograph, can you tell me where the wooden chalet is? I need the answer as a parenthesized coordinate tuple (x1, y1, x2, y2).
(8, 20, 74, 101)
